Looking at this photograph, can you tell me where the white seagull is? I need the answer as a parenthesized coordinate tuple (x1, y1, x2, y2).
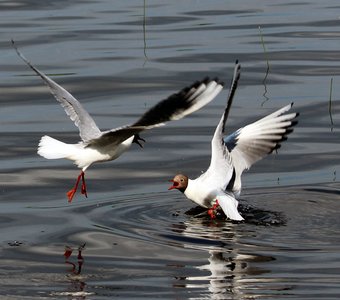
(169, 61, 299, 221)
(12, 41, 224, 202)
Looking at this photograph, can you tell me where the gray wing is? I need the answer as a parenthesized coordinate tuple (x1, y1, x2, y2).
(88, 77, 224, 148)
(89, 125, 146, 148)
(205, 61, 241, 190)
(12, 40, 102, 142)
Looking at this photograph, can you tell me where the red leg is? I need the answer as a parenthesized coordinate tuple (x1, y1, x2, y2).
(208, 200, 220, 219)
(208, 208, 216, 219)
(67, 171, 84, 202)
(80, 172, 88, 197)
(64, 246, 73, 259)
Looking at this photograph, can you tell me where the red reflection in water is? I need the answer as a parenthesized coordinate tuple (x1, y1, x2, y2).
(64, 243, 86, 275)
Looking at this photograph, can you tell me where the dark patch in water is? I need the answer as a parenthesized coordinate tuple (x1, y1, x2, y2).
(7, 241, 23, 247)
(185, 203, 286, 226)
(239, 203, 287, 226)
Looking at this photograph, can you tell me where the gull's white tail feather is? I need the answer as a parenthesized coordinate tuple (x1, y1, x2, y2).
(38, 135, 76, 159)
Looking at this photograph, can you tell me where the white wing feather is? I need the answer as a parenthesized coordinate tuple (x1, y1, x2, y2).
(217, 193, 244, 221)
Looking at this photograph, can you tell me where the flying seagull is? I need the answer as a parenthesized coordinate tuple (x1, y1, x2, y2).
(169, 60, 298, 221)
(12, 40, 224, 202)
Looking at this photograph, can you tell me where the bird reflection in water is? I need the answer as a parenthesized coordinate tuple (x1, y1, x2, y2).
(63, 243, 87, 297)
(171, 212, 275, 299)
(64, 243, 86, 275)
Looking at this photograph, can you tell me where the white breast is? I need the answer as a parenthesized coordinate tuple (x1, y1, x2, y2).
(70, 136, 134, 170)
(185, 178, 218, 208)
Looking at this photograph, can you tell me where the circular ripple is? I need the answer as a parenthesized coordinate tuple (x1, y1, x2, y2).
(74, 190, 287, 252)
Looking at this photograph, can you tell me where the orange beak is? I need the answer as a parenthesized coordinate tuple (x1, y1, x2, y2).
(168, 179, 178, 190)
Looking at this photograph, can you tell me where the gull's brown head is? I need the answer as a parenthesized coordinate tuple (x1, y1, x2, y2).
(168, 174, 188, 193)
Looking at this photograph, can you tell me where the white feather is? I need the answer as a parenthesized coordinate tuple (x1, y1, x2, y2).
(38, 136, 78, 159)
(217, 194, 244, 221)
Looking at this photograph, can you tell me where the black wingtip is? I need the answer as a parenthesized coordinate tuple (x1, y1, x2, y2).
(285, 128, 294, 135)
(270, 143, 282, 154)
(11, 39, 18, 51)
(221, 60, 242, 133)
(212, 77, 224, 86)
(235, 60, 241, 70)
(202, 76, 210, 84)
(11, 39, 21, 55)
(197, 77, 224, 87)
(291, 120, 299, 127)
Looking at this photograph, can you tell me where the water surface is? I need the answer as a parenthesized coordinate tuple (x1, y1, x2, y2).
(1, 0, 340, 299)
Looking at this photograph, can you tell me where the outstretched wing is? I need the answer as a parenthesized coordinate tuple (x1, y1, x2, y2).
(225, 103, 299, 192)
(205, 61, 241, 190)
(133, 77, 223, 126)
(88, 78, 224, 148)
(12, 40, 102, 142)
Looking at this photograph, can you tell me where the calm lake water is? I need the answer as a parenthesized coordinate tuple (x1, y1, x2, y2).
(1, 0, 340, 299)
